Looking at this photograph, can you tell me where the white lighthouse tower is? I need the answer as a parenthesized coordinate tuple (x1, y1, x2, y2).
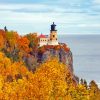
(48, 22, 58, 45)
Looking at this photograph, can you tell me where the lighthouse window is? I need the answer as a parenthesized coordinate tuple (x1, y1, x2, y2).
(53, 35, 55, 37)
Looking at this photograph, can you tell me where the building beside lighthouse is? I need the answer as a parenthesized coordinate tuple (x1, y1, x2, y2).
(38, 22, 58, 47)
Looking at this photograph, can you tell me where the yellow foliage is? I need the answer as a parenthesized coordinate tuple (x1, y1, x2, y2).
(0, 52, 99, 100)
(6, 31, 19, 47)
(0, 53, 72, 99)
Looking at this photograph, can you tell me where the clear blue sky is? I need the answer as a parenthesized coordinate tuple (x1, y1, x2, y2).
(0, 0, 100, 35)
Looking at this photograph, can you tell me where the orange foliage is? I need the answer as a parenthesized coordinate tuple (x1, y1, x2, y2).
(0, 30, 6, 49)
(0, 34, 5, 49)
(62, 44, 70, 52)
(43, 44, 70, 52)
(0, 52, 74, 100)
(0, 52, 100, 100)
(0, 52, 28, 78)
(0, 30, 99, 100)
(17, 36, 30, 53)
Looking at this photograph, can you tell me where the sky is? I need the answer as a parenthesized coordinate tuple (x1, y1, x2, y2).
(0, 0, 100, 35)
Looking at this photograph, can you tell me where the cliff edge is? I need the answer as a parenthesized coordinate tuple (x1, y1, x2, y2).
(24, 43, 78, 83)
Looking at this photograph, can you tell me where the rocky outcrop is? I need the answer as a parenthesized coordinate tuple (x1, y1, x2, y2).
(23, 43, 78, 83)
(38, 48, 73, 73)
(37, 43, 72, 71)
(37, 44, 79, 83)
(25, 43, 73, 71)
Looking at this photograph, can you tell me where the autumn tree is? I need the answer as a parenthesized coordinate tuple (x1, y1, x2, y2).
(3, 31, 20, 61)
(89, 80, 100, 100)
(26, 33, 38, 48)
(0, 53, 75, 100)
(0, 29, 6, 50)
(17, 36, 30, 61)
(17, 36, 30, 52)
(6, 31, 19, 49)
(0, 33, 5, 50)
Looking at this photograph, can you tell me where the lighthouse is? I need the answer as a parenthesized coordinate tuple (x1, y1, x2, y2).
(48, 22, 58, 45)
(38, 22, 59, 47)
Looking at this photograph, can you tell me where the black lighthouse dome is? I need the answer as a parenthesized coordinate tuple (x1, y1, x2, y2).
(50, 22, 57, 31)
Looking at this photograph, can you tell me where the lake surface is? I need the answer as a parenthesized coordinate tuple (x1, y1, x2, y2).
(59, 35, 100, 84)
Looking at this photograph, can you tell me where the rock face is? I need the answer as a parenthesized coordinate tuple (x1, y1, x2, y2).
(38, 48, 73, 73)
(24, 43, 78, 83)
(25, 43, 73, 72)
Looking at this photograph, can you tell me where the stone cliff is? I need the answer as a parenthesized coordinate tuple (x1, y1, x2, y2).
(24, 43, 78, 83)
(38, 45, 73, 73)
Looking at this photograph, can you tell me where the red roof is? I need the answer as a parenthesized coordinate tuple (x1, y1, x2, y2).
(38, 34, 47, 38)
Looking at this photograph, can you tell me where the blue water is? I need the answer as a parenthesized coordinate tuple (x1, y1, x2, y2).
(59, 35, 100, 84)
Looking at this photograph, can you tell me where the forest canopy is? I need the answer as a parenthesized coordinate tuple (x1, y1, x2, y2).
(0, 29, 100, 100)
